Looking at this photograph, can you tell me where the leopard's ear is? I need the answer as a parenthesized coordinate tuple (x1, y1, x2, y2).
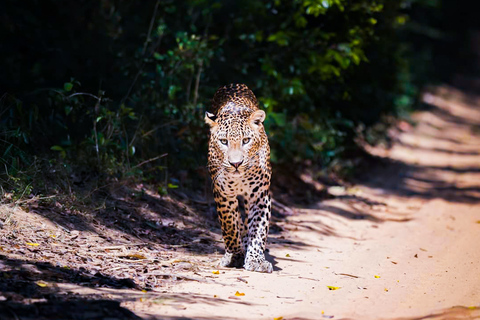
(204, 111, 217, 127)
(248, 110, 266, 131)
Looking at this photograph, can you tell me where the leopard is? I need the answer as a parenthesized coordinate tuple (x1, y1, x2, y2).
(205, 83, 273, 273)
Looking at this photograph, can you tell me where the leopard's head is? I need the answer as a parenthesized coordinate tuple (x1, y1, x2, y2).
(205, 106, 266, 176)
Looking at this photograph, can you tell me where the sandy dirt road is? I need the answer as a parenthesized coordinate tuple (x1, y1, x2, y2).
(124, 86, 480, 320)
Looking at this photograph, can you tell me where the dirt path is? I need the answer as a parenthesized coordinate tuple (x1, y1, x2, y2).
(126, 86, 480, 320)
(1, 85, 480, 320)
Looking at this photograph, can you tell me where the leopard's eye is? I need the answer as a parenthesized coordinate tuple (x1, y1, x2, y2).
(219, 138, 228, 145)
(242, 137, 251, 145)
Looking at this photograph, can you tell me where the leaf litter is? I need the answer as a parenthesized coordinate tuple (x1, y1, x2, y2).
(0, 189, 223, 310)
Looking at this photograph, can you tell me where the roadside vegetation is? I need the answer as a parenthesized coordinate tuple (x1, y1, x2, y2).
(0, 0, 457, 205)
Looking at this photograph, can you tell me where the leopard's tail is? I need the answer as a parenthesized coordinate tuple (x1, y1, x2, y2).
(211, 83, 259, 115)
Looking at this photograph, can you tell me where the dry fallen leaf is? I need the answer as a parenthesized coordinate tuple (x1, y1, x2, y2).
(235, 291, 245, 296)
(285, 254, 291, 257)
(173, 305, 186, 310)
(36, 281, 48, 287)
(274, 317, 284, 320)
(212, 270, 220, 274)
(347, 186, 362, 195)
(384, 288, 389, 292)
(374, 275, 381, 278)
(26, 242, 39, 246)
(476, 221, 480, 224)
(327, 286, 340, 290)
(172, 259, 189, 263)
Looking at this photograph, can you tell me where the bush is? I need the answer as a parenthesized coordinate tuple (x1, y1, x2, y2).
(0, 0, 441, 193)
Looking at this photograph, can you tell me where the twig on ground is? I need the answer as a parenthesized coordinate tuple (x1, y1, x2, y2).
(99, 243, 149, 250)
(335, 273, 360, 278)
(145, 272, 218, 284)
(14, 195, 57, 205)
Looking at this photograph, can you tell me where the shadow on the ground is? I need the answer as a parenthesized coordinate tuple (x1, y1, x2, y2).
(0, 254, 137, 297)
(265, 249, 282, 271)
(0, 254, 139, 319)
(271, 164, 333, 207)
(0, 254, 253, 320)
(356, 154, 480, 205)
(390, 305, 480, 320)
(28, 184, 222, 255)
(0, 298, 244, 320)
(0, 300, 141, 320)
(354, 87, 480, 205)
(396, 139, 480, 156)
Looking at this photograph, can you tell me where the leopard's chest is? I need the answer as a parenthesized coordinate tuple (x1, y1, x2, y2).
(216, 171, 265, 198)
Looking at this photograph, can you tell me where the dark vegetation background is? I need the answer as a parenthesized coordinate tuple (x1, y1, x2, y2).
(0, 0, 477, 201)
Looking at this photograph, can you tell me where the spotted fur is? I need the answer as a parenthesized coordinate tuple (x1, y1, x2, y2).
(205, 84, 272, 273)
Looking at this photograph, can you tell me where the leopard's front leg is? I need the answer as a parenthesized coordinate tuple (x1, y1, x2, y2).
(214, 189, 246, 268)
(244, 189, 273, 273)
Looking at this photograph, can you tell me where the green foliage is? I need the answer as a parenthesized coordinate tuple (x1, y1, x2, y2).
(0, 0, 443, 194)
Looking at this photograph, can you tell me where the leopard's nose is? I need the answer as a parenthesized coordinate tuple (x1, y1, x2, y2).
(230, 160, 243, 169)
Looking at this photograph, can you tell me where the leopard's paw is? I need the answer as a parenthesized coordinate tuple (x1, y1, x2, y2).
(219, 252, 245, 268)
(244, 258, 273, 273)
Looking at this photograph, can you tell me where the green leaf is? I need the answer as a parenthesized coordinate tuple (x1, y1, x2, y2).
(267, 31, 290, 46)
(158, 186, 168, 195)
(64, 82, 73, 92)
(50, 145, 64, 151)
(168, 85, 179, 100)
(269, 112, 286, 127)
(65, 106, 73, 115)
(51, 145, 66, 159)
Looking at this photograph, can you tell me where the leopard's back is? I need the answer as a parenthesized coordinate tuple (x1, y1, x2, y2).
(211, 83, 259, 115)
